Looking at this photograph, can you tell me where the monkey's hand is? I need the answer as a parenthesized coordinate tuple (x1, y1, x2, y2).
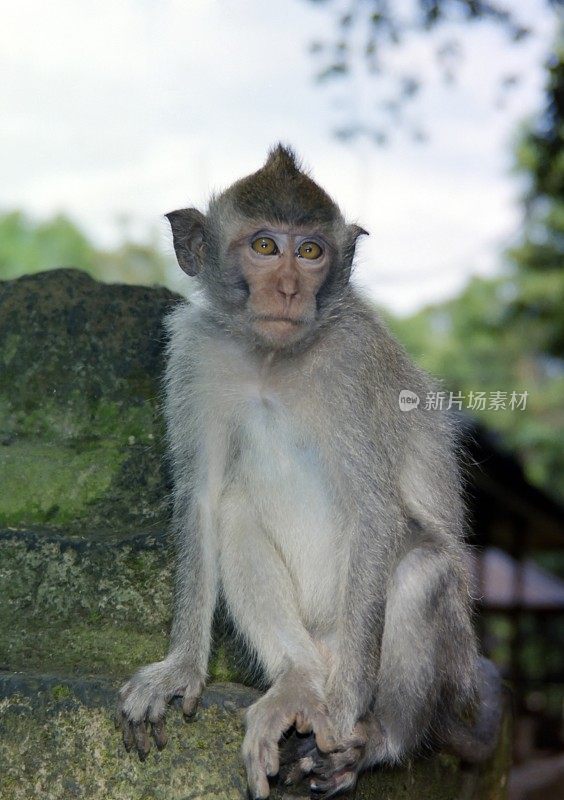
(117, 657, 204, 760)
(285, 716, 380, 798)
(243, 668, 336, 799)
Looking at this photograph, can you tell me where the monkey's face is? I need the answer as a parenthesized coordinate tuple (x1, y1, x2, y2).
(233, 225, 332, 347)
(166, 145, 369, 349)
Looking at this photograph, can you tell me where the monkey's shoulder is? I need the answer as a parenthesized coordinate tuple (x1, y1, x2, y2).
(164, 297, 211, 341)
(322, 291, 435, 394)
(164, 299, 231, 369)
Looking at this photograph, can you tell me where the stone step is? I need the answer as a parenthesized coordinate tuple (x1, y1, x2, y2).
(0, 670, 260, 713)
(0, 527, 250, 684)
(0, 673, 511, 800)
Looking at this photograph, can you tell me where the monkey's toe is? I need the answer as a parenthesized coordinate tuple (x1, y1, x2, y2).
(284, 744, 337, 787)
(120, 710, 169, 760)
(243, 735, 278, 798)
(310, 768, 358, 797)
(151, 719, 168, 750)
(298, 739, 364, 796)
(182, 689, 201, 720)
(121, 717, 135, 753)
(133, 720, 152, 759)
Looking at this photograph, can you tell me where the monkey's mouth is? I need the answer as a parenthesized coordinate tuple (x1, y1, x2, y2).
(253, 314, 305, 327)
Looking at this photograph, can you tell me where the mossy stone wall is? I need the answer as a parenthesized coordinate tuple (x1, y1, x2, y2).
(0, 268, 178, 533)
(0, 269, 511, 799)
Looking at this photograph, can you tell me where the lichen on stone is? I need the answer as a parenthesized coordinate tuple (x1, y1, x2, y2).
(0, 532, 254, 683)
(0, 686, 511, 800)
(0, 693, 249, 800)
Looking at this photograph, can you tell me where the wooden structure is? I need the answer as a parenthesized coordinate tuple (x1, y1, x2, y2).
(462, 420, 564, 759)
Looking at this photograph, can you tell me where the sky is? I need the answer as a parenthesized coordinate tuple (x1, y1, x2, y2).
(0, 0, 558, 313)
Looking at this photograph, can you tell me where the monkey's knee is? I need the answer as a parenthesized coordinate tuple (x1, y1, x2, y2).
(383, 546, 454, 648)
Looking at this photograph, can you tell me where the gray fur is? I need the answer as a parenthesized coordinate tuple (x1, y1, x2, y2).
(117, 146, 501, 796)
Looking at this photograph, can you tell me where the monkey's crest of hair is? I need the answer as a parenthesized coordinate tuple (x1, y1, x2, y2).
(214, 143, 343, 228)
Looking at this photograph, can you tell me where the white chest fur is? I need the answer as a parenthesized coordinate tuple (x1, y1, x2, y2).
(205, 354, 342, 635)
(238, 391, 341, 632)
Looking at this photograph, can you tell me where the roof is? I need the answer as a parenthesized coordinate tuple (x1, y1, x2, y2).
(472, 547, 564, 610)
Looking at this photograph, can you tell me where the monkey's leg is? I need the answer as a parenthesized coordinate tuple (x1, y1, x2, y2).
(303, 545, 479, 796)
(371, 546, 467, 760)
(218, 492, 335, 799)
(118, 495, 217, 759)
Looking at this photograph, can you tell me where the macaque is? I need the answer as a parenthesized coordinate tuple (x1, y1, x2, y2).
(118, 145, 501, 798)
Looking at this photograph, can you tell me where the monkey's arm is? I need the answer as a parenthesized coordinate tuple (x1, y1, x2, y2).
(117, 477, 219, 758)
(118, 324, 219, 759)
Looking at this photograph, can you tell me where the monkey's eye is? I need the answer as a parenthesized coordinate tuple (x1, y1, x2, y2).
(297, 241, 322, 260)
(251, 237, 278, 256)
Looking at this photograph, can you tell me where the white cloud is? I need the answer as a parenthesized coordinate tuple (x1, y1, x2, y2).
(0, 0, 557, 313)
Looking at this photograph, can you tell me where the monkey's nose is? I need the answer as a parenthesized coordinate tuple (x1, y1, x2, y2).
(276, 270, 299, 299)
(277, 283, 299, 301)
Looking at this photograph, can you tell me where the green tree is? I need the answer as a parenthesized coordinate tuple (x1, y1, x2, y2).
(0, 212, 96, 281)
(509, 44, 564, 359)
(307, 0, 560, 142)
(0, 211, 173, 289)
(390, 42, 564, 500)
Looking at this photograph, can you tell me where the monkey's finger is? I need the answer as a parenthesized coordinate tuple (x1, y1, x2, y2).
(294, 712, 313, 734)
(245, 759, 270, 800)
(243, 734, 272, 800)
(151, 719, 168, 751)
(182, 692, 200, 719)
(133, 721, 151, 760)
(311, 718, 337, 753)
(341, 734, 367, 750)
(261, 740, 280, 778)
(331, 747, 361, 770)
(337, 722, 368, 753)
(284, 745, 330, 786)
(308, 748, 360, 782)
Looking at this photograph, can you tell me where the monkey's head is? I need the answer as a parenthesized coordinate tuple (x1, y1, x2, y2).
(166, 144, 368, 351)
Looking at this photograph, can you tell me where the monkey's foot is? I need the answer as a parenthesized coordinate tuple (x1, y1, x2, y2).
(243, 675, 336, 798)
(284, 726, 368, 798)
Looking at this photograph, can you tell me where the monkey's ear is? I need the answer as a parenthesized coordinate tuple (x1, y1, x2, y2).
(345, 224, 369, 262)
(350, 224, 369, 241)
(166, 208, 206, 276)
